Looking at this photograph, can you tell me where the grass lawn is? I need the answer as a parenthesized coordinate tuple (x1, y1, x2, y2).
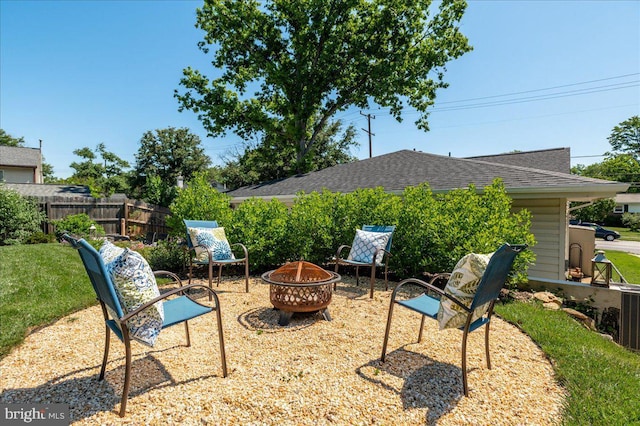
(604, 250, 640, 284)
(1, 242, 640, 424)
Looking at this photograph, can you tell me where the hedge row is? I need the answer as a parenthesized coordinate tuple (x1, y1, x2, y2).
(168, 174, 536, 281)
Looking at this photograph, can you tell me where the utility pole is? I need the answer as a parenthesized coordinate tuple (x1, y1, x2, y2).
(360, 111, 375, 158)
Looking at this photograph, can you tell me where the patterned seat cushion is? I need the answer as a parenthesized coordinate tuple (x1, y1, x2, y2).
(347, 229, 392, 264)
(187, 227, 233, 262)
(99, 241, 164, 346)
(437, 252, 493, 330)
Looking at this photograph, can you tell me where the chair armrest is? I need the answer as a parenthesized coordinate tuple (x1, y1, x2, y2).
(120, 283, 221, 322)
(335, 244, 352, 259)
(372, 248, 392, 266)
(153, 270, 183, 285)
(391, 278, 471, 313)
(230, 242, 248, 259)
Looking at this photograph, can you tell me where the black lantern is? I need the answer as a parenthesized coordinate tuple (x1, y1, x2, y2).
(591, 250, 611, 287)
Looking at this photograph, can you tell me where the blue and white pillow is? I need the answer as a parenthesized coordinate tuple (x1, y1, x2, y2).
(347, 229, 392, 264)
(188, 227, 233, 261)
(99, 240, 164, 347)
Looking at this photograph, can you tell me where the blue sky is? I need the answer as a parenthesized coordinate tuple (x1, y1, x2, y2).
(1, 0, 639, 179)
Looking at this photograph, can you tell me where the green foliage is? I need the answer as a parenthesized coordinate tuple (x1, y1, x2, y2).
(621, 212, 640, 231)
(53, 213, 105, 239)
(24, 231, 56, 244)
(130, 127, 211, 207)
(607, 115, 640, 159)
(572, 199, 616, 223)
(0, 128, 25, 146)
(394, 180, 535, 281)
(167, 172, 233, 236)
(67, 143, 130, 197)
(572, 154, 640, 191)
(230, 197, 289, 271)
(176, 0, 471, 173)
(221, 119, 359, 189)
(145, 239, 189, 272)
(0, 185, 47, 245)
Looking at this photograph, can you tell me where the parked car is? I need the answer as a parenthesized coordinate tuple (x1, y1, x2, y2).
(570, 220, 621, 241)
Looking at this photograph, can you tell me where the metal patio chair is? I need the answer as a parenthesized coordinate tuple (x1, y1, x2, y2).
(63, 235, 228, 417)
(334, 225, 396, 298)
(184, 219, 250, 294)
(381, 243, 527, 396)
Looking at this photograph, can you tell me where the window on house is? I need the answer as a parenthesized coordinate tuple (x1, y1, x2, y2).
(613, 205, 624, 214)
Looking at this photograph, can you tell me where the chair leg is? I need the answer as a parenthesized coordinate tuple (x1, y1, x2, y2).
(461, 327, 470, 397)
(184, 321, 191, 347)
(207, 262, 213, 301)
(418, 315, 426, 343)
(485, 321, 492, 370)
(355, 266, 360, 286)
(333, 261, 339, 290)
(384, 263, 389, 291)
(244, 259, 250, 293)
(369, 265, 376, 299)
(188, 262, 194, 286)
(210, 293, 228, 378)
(99, 324, 110, 380)
(381, 300, 396, 362)
(119, 333, 133, 417)
(217, 265, 223, 287)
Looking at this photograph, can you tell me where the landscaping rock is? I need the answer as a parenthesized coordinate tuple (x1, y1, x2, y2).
(534, 291, 562, 307)
(562, 307, 596, 330)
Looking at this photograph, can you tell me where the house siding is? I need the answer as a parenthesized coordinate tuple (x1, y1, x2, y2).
(512, 198, 566, 280)
(1, 166, 36, 183)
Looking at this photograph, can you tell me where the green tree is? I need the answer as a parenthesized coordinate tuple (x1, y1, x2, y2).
(176, 0, 471, 173)
(572, 154, 640, 186)
(0, 129, 25, 146)
(130, 127, 211, 207)
(222, 119, 358, 188)
(607, 115, 640, 159)
(68, 143, 130, 197)
(572, 199, 616, 224)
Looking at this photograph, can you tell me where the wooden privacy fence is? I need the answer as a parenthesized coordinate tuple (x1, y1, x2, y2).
(39, 196, 171, 238)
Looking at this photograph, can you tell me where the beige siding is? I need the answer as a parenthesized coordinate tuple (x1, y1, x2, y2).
(1, 167, 35, 183)
(512, 198, 567, 280)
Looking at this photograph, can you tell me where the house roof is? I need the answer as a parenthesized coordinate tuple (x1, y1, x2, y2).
(2, 183, 126, 200)
(466, 147, 570, 174)
(615, 193, 640, 204)
(0, 145, 42, 167)
(226, 149, 628, 201)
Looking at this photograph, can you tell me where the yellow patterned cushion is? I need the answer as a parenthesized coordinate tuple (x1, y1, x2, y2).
(437, 252, 493, 330)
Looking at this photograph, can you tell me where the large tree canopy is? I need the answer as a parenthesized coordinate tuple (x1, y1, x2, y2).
(130, 127, 211, 206)
(176, 0, 471, 173)
(607, 115, 640, 159)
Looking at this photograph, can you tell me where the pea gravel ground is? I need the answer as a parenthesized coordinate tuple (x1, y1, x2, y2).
(0, 277, 565, 425)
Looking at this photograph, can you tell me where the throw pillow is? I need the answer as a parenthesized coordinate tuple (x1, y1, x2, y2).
(347, 229, 392, 264)
(188, 227, 233, 262)
(437, 252, 493, 330)
(99, 240, 165, 347)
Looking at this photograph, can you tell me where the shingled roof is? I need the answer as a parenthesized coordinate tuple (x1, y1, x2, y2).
(2, 183, 126, 200)
(0, 145, 42, 167)
(226, 149, 627, 200)
(466, 147, 570, 174)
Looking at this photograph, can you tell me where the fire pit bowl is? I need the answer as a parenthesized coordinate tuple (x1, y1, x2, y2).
(261, 261, 341, 326)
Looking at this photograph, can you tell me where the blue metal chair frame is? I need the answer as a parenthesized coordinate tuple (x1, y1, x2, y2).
(64, 235, 228, 417)
(184, 219, 250, 294)
(334, 225, 396, 298)
(381, 243, 527, 396)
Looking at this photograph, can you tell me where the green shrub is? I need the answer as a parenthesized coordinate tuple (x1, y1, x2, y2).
(145, 239, 189, 272)
(621, 212, 640, 231)
(167, 172, 233, 237)
(24, 232, 56, 244)
(0, 185, 47, 245)
(230, 197, 289, 271)
(53, 213, 105, 239)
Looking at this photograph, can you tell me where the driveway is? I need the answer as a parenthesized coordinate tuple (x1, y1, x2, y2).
(595, 239, 640, 255)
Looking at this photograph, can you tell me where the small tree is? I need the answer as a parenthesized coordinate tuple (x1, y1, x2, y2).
(0, 185, 46, 245)
(607, 115, 640, 159)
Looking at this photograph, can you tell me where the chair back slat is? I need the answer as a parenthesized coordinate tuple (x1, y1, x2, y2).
(362, 225, 396, 252)
(67, 236, 124, 318)
(183, 220, 219, 249)
(470, 243, 527, 310)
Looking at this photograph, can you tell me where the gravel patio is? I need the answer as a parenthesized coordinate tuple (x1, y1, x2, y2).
(0, 277, 565, 425)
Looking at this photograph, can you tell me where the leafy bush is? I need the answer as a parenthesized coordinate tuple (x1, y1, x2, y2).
(621, 212, 640, 231)
(0, 185, 47, 245)
(24, 232, 56, 244)
(167, 172, 233, 236)
(145, 239, 189, 272)
(230, 197, 289, 272)
(53, 213, 105, 239)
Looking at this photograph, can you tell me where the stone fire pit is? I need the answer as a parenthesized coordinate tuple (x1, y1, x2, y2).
(261, 261, 341, 326)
